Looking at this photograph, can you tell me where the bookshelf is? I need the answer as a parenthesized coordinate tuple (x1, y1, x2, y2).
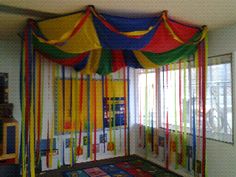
(0, 118, 18, 164)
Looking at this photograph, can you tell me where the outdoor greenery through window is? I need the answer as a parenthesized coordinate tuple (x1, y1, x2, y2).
(137, 54, 233, 143)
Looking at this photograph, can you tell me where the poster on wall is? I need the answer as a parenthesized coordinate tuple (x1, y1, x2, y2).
(103, 97, 125, 128)
(99, 133, 107, 143)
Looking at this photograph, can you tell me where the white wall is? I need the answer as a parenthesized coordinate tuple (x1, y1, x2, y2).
(0, 39, 21, 126)
(206, 25, 236, 177)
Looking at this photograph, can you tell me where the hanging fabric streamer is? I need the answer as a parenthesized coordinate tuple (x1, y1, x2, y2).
(35, 53, 42, 165)
(198, 41, 203, 175)
(147, 76, 151, 154)
(178, 61, 183, 165)
(104, 75, 109, 148)
(87, 75, 91, 159)
(57, 67, 63, 167)
(192, 95, 196, 173)
(77, 74, 84, 156)
(161, 66, 165, 162)
(55, 64, 61, 168)
(168, 64, 173, 165)
(21, 53, 26, 177)
(24, 25, 30, 147)
(155, 68, 159, 155)
(49, 63, 56, 168)
(93, 74, 97, 161)
(73, 71, 78, 163)
(40, 57, 44, 166)
(150, 71, 155, 153)
(35, 54, 42, 165)
(30, 51, 36, 177)
(111, 74, 117, 155)
(144, 69, 148, 157)
(201, 39, 207, 177)
(188, 60, 192, 172)
(107, 75, 115, 151)
(46, 61, 51, 169)
(101, 75, 106, 153)
(138, 80, 142, 147)
(194, 50, 199, 174)
(118, 71, 122, 153)
(24, 26, 32, 177)
(147, 69, 152, 157)
(89, 75, 93, 160)
(33, 49, 36, 145)
(70, 69, 73, 166)
(197, 44, 202, 167)
(165, 64, 169, 169)
(62, 66, 65, 165)
(20, 37, 26, 177)
(34, 52, 38, 167)
(204, 36, 208, 177)
(127, 67, 130, 155)
(182, 60, 187, 168)
(151, 84, 154, 152)
(173, 63, 179, 169)
(123, 67, 127, 156)
(46, 120, 50, 168)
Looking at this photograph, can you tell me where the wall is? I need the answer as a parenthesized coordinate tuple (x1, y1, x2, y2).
(0, 39, 21, 128)
(39, 67, 136, 170)
(41, 68, 136, 170)
(206, 25, 236, 177)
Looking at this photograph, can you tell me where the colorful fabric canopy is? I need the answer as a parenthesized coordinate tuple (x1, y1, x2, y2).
(21, 5, 208, 177)
(27, 6, 207, 74)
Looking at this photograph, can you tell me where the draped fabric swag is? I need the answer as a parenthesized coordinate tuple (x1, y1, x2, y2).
(20, 5, 208, 177)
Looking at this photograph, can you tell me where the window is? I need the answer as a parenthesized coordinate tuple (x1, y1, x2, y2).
(137, 54, 233, 143)
(205, 54, 233, 143)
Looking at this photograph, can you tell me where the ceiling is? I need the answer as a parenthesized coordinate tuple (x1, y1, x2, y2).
(1, 0, 236, 40)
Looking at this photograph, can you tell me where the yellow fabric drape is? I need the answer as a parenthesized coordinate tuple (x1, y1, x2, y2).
(133, 51, 158, 68)
(38, 13, 101, 54)
(80, 50, 102, 74)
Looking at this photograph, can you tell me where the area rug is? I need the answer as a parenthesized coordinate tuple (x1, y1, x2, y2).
(63, 159, 181, 177)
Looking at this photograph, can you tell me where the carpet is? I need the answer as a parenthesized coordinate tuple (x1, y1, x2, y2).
(63, 159, 180, 177)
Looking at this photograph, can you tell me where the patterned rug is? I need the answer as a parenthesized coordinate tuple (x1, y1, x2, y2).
(63, 159, 181, 177)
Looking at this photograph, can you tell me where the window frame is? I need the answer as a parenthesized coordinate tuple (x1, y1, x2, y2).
(136, 53, 234, 144)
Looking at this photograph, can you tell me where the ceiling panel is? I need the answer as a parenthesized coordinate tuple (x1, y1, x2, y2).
(1, 0, 236, 40)
(0, 13, 29, 40)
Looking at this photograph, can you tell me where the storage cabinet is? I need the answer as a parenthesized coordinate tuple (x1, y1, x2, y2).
(0, 118, 18, 164)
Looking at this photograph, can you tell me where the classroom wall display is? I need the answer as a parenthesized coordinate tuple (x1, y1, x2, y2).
(56, 79, 127, 134)
(103, 97, 125, 128)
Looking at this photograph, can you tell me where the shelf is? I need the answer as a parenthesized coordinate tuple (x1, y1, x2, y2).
(0, 118, 19, 164)
(0, 153, 16, 161)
